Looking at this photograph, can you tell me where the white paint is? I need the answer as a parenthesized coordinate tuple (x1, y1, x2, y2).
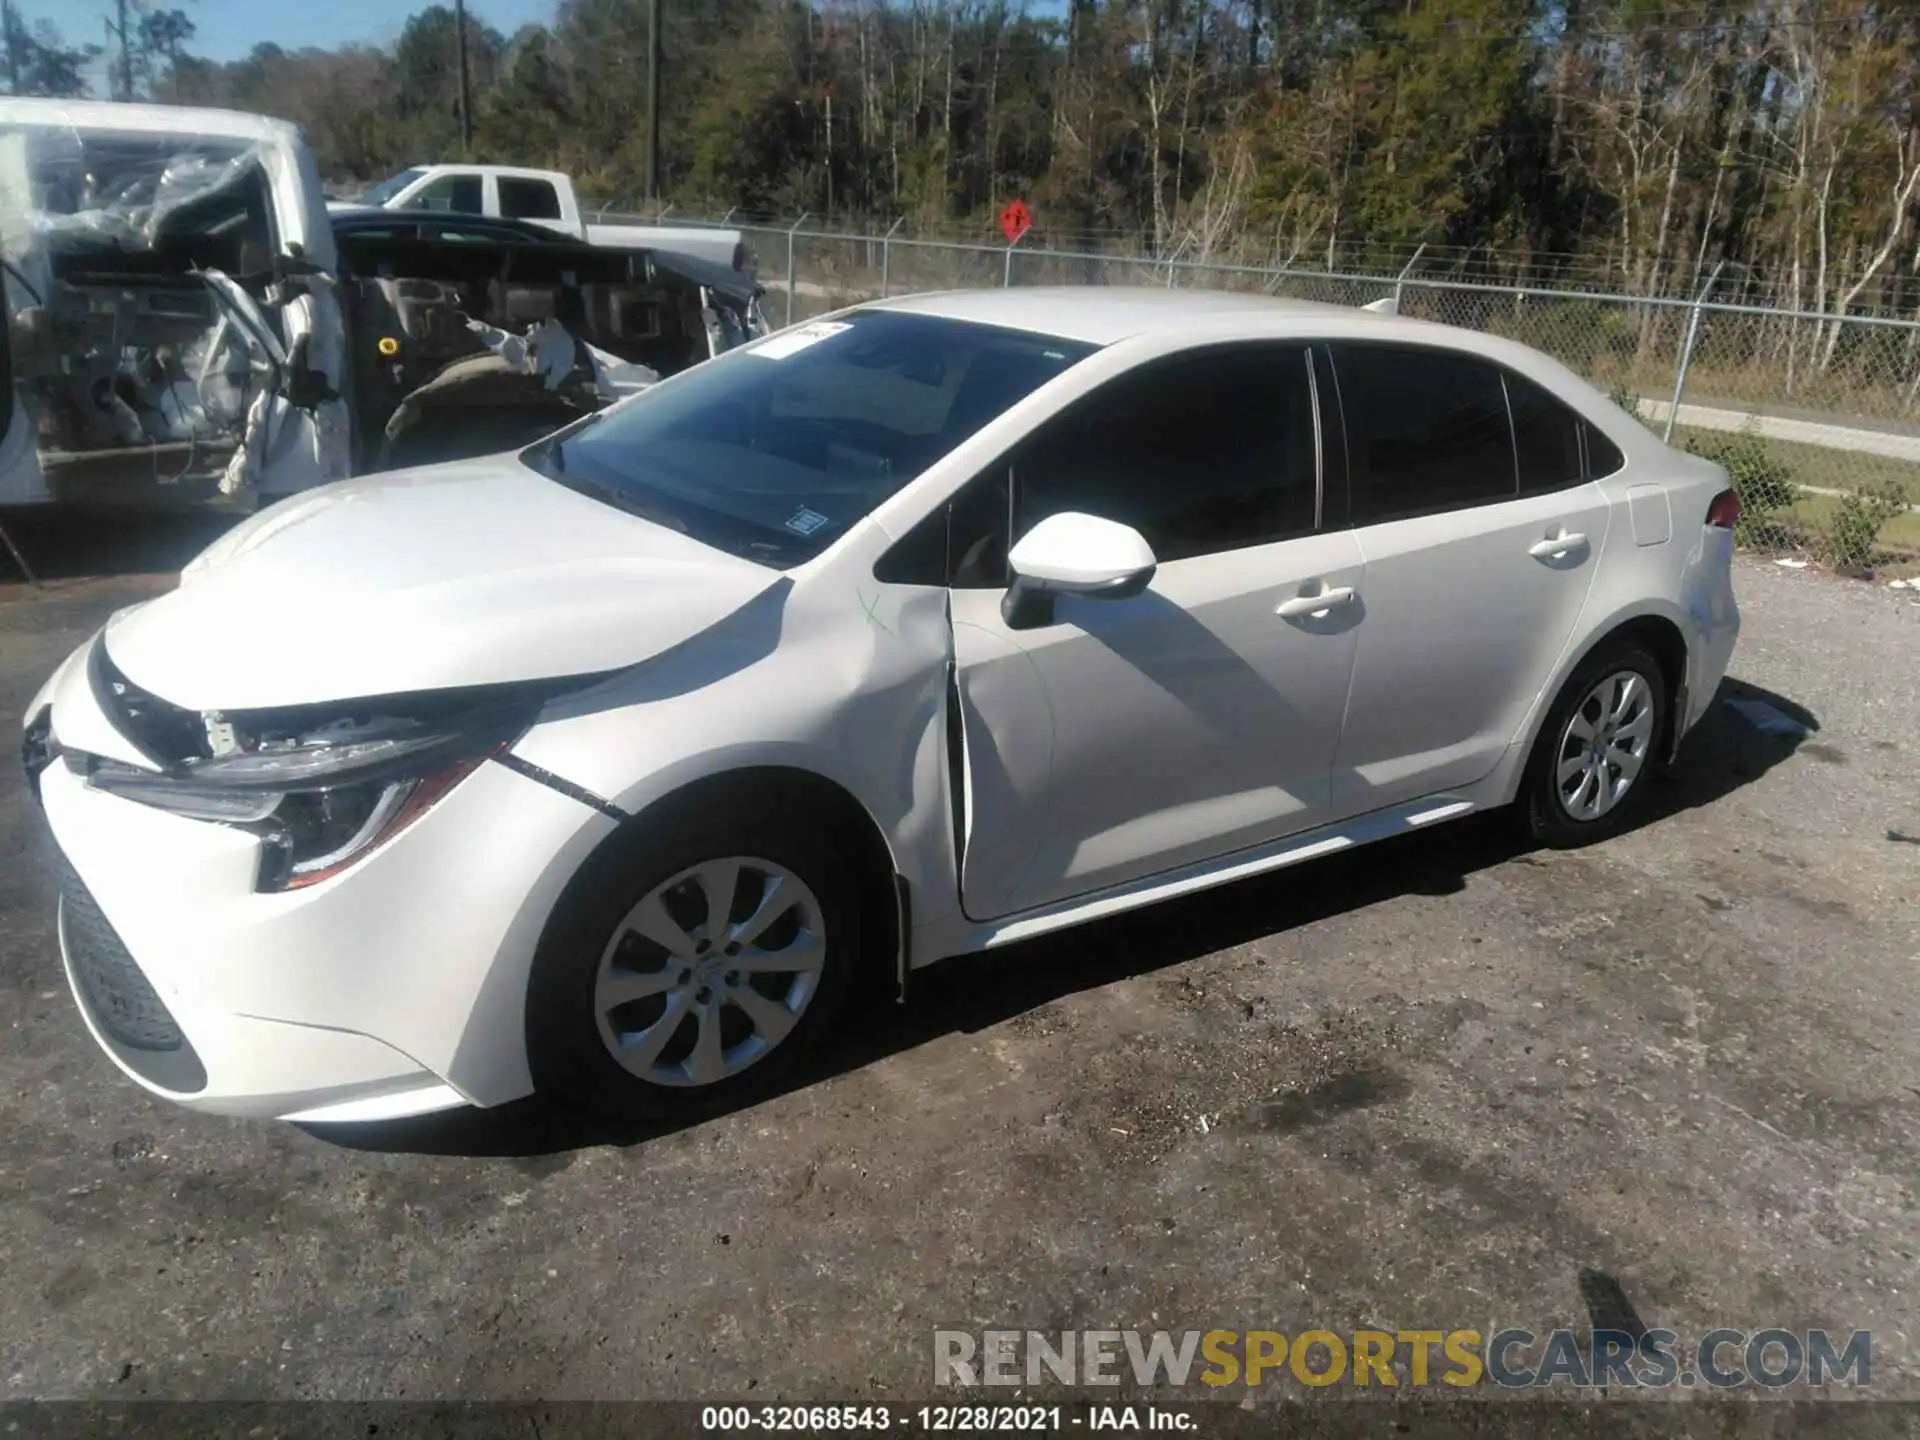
(978, 830, 1362, 949)
(953, 527, 1366, 916)
(1006, 512, 1157, 590)
(105, 458, 783, 711)
(1627, 483, 1673, 547)
(26, 286, 1744, 1120)
(280, 1084, 467, 1124)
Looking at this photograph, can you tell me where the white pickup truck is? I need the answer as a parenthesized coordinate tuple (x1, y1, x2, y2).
(334, 165, 755, 277)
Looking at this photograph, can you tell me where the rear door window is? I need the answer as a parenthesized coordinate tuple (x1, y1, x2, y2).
(1504, 371, 1586, 494)
(1584, 424, 1626, 478)
(1331, 345, 1517, 523)
(499, 177, 562, 220)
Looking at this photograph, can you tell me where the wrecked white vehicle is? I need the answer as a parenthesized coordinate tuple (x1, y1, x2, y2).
(0, 99, 768, 510)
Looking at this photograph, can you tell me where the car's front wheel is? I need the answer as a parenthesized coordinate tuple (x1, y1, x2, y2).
(1521, 639, 1669, 848)
(526, 804, 861, 1119)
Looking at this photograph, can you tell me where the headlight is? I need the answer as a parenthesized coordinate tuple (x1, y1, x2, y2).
(86, 695, 537, 892)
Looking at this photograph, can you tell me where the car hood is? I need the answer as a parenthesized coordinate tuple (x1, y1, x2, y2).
(104, 457, 783, 711)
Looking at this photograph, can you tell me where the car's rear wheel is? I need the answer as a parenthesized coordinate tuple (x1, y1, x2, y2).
(1521, 640, 1669, 848)
(526, 806, 861, 1119)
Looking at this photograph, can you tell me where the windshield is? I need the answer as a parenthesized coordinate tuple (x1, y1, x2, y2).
(361, 168, 425, 206)
(525, 309, 1096, 568)
(0, 125, 259, 251)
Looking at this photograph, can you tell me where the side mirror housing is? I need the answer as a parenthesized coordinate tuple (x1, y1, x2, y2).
(1002, 512, 1157, 629)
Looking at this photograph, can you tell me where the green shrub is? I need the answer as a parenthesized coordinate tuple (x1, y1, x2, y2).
(1606, 381, 1642, 419)
(1819, 482, 1910, 573)
(1684, 427, 1797, 548)
(1484, 299, 1634, 374)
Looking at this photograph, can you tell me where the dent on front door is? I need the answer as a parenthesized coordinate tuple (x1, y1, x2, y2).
(948, 534, 1364, 922)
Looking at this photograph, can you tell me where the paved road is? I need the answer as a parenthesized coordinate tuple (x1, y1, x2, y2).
(1, 543, 1917, 1415)
(1637, 399, 1920, 472)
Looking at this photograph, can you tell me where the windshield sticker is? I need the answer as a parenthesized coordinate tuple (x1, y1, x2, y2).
(784, 506, 831, 537)
(750, 321, 852, 360)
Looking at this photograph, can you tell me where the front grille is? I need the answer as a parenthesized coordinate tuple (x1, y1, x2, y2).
(58, 858, 185, 1052)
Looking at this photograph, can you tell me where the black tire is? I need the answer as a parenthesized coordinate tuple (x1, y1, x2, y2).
(526, 796, 863, 1121)
(1521, 639, 1670, 849)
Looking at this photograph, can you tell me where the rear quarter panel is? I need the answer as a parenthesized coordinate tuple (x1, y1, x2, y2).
(1493, 442, 1738, 798)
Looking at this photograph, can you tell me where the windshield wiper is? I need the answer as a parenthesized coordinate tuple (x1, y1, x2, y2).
(550, 466, 691, 534)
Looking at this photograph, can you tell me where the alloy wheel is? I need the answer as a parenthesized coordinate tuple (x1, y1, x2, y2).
(593, 856, 827, 1087)
(1554, 669, 1656, 822)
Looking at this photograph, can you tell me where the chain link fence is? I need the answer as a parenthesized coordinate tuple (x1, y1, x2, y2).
(712, 219, 1920, 579)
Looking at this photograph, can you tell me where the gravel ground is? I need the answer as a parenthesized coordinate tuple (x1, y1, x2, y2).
(0, 533, 1916, 1424)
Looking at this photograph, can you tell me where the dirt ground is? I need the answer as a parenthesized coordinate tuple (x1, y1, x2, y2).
(0, 515, 1916, 1423)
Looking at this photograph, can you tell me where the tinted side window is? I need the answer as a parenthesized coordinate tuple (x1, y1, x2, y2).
(872, 467, 1011, 589)
(1505, 371, 1585, 494)
(405, 173, 484, 214)
(1012, 346, 1317, 563)
(1584, 424, 1625, 478)
(500, 177, 562, 220)
(1333, 345, 1516, 522)
(950, 468, 1013, 587)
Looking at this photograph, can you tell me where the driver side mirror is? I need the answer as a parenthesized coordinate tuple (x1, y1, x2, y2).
(1002, 512, 1158, 630)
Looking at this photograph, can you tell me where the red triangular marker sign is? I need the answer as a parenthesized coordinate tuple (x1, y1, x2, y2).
(998, 200, 1032, 246)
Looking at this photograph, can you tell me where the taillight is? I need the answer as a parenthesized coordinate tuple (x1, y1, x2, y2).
(732, 240, 747, 272)
(1706, 487, 1741, 529)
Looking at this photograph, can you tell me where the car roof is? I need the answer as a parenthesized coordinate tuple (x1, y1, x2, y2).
(863, 286, 1388, 346)
(0, 96, 302, 148)
(419, 162, 569, 183)
(858, 286, 1640, 427)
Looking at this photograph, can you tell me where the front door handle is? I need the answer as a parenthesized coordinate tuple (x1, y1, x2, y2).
(1529, 530, 1589, 560)
(1276, 586, 1355, 619)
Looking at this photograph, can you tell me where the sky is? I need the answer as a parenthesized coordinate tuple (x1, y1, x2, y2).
(19, 0, 559, 69)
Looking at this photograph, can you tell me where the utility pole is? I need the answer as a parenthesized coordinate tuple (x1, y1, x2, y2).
(3, 1, 20, 93)
(644, 0, 662, 203)
(453, 0, 473, 154)
(115, 0, 133, 100)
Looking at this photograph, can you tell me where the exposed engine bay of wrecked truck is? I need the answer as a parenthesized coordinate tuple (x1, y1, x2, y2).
(0, 119, 760, 508)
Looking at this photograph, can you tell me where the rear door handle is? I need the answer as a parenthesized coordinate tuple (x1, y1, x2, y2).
(1528, 530, 1589, 560)
(1276, 586, 1355, 619)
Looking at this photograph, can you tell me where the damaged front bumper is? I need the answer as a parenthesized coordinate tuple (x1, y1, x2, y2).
(26, 633, 618, 1120)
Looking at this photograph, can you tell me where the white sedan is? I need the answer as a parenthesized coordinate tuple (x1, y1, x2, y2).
(22, 288, 1741, 1123)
